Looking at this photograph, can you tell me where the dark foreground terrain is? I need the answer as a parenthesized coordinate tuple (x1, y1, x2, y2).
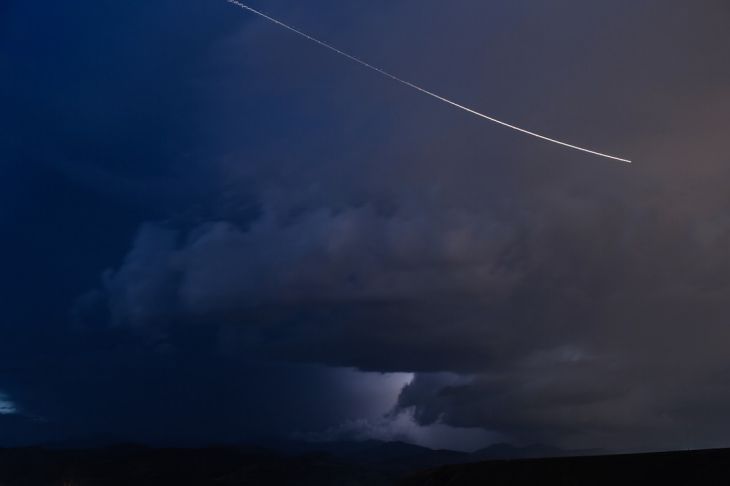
(1, 442, 729, 485)
(403, 448, 730, 486)
(0, 440, 593, 485)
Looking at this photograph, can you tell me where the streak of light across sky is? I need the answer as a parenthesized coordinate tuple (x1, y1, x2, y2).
(226, 0, 632, 164)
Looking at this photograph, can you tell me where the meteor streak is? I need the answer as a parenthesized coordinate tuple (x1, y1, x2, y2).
(226, 1, 632, 164)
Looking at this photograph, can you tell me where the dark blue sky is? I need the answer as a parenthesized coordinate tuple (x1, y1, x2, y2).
(2, 0, 730, 451)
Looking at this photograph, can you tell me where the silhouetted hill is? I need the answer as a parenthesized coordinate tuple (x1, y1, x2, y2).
(401, 448, 730, 486)
(470, 442, 601, 461)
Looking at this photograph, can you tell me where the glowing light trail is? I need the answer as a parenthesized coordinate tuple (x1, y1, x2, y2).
(226, 1, 632, 164)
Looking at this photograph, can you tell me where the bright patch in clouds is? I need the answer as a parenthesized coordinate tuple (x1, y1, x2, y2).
(301, 370, 498, 452)
(0, 393, 17, 415)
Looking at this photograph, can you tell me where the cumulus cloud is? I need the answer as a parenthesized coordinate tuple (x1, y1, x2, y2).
(104, 205, 516, 318)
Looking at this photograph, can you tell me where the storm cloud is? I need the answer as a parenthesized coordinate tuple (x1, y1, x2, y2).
(3, 0, 730, 451)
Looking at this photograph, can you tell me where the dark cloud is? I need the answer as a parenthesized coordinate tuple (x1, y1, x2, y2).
(3, 0, 730, 451)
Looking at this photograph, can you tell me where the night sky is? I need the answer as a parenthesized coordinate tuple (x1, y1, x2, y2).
(2, 0, 730, 452)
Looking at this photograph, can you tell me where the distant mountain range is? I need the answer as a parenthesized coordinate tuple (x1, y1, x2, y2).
(5, 440, 727, 485)
(269, 439, 602, 470)
(0, 440, 604, 485)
